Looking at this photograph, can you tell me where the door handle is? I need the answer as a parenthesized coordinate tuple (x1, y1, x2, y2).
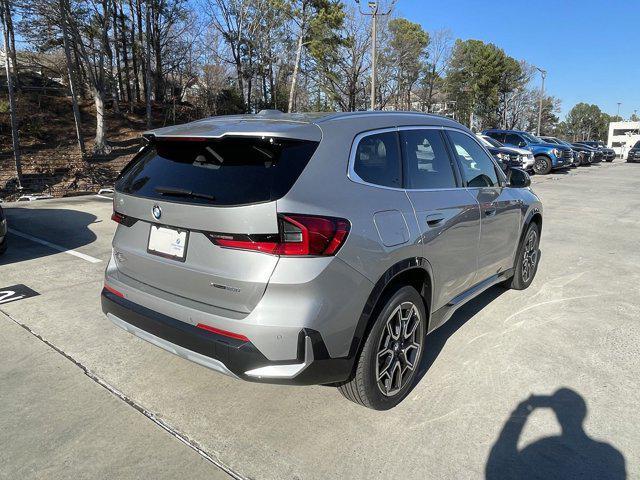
(426, 213, 445, 227)
(484, 207, 497, 217)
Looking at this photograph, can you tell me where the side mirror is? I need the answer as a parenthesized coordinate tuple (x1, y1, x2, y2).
(518, 141, 527, 148)
(508, 168, 531, 188)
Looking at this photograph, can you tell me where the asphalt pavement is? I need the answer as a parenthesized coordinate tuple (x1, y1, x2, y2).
(0, 162, 638, 479)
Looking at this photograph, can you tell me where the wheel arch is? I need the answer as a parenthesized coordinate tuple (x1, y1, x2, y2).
(346, 258, 434, 364)
(512, 207, 542, 266)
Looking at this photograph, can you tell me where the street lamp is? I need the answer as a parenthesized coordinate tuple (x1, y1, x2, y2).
(355, 0, 396, 110)
(535, 67, 547, 136)
(617, 102, 622, 118)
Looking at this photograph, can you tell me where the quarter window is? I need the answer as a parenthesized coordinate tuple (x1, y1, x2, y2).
(353, 131, 402, 188)
(400, 129, 457, 189)
(447, 130, 499, 188)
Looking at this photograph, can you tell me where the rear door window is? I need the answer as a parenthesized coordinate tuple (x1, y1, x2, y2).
(504, 133, 524, 146)
(353, 131, 402, 188)
(116, 137, 319, 206)
(485, 132, 506, 143)
(400, 129, 457, 189)
(447, 130, 500, 188)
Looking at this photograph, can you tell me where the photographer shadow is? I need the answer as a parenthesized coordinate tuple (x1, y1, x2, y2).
(486, 388, 626, 479)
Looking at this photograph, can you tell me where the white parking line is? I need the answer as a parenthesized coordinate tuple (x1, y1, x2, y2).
(8, 229, 102, 264)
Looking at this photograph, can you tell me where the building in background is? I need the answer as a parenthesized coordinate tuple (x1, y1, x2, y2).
(608, 121, 640, 158)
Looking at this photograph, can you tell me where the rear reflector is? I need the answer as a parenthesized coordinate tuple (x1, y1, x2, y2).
(111, 211, 125, 223)
(196, 323, 249, 342)
(103, 284, 125, 298)
(208, 214, 350, 256)
(111, 211, 137, 227)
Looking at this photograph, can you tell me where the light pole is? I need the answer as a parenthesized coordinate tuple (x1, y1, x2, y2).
(535, 67, 547, 136)
(355, 0, 396, 110)
(617, 102, 622, 118)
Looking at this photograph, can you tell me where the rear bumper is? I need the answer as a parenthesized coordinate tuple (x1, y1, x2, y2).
(101, 288, 354, 385)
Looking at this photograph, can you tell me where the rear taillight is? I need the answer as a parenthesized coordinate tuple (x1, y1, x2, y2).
(208, 214, 350, 256)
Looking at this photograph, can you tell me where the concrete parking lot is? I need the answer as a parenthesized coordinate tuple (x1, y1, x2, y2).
(1, 162, 638, 479)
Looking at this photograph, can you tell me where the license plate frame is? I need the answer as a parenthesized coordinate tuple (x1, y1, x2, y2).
(147, 224, 189, 262)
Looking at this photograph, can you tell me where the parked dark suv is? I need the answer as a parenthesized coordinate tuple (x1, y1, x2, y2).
(483, 129, 573, 175)
(627, 141, 640, 162)
(571, 142, 602, 164)
(540, 136, 580, 168)
(103, 111, 543, 410)
(577, 141, 616, 162)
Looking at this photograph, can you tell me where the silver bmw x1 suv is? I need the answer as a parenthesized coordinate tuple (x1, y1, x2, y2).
(102, 110, 542, 410)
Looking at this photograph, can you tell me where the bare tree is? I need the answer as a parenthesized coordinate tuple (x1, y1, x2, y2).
(145, 0, 152, 126)
(59, 0, 86, 155)
(0, 0, 22, 187)
(66, 0, 112, 154)
(312, 8, 370, 111)
(421, 28, 452, 112)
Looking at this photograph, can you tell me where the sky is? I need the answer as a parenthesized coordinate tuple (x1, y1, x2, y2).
(395, 0, 640, 119)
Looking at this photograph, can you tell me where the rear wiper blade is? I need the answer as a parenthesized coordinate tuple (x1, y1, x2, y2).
(154, 186, 215, 201)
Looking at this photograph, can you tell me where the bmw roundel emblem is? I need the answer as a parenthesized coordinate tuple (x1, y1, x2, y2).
(152, 205, 162, 220)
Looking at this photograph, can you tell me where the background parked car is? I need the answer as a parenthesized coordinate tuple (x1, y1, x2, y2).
(571, 142, 601, 164)
(483, 129, 573, 175)
(627, 140, 640, 162)
(477, 134, 535, 171)
(476, 134, 525, 173)
(540, 136, 580, 168)
(0, 205, 7, 255)
(577, 141, 616, 162)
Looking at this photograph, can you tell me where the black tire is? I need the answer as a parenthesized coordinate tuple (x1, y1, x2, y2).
(532, 155, 552, 175)
(505, 222, 540, 290)
(337, 286, 427, 410)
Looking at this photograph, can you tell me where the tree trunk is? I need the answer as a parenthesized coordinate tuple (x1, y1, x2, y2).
(119, 0, 132, 108)
(92, 0, 110, 154)
(288, 21, 305, 113)
(112, 3, 124, 102)
(246, 44, 252, 111)
(151, 3, 164, 103)
(4, 0, 17, 90)
(136, 0, 146, 102)
(128, 0, 140, 103)
(59, 0, 86, 155)
(93, 88, 106, 153)
(145, 0, 152, 128)
(1, 0, 21, 188)
(72, 43, 86, 98)
(107, 32, 120, 114)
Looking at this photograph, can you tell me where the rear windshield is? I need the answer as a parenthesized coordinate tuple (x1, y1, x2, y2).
(116, 137, 318, 206)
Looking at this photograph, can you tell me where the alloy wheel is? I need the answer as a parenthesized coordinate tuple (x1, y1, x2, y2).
(521, 229, 539, 284)
(375, 302, 423, 396)
(534, 157, 548, 174)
